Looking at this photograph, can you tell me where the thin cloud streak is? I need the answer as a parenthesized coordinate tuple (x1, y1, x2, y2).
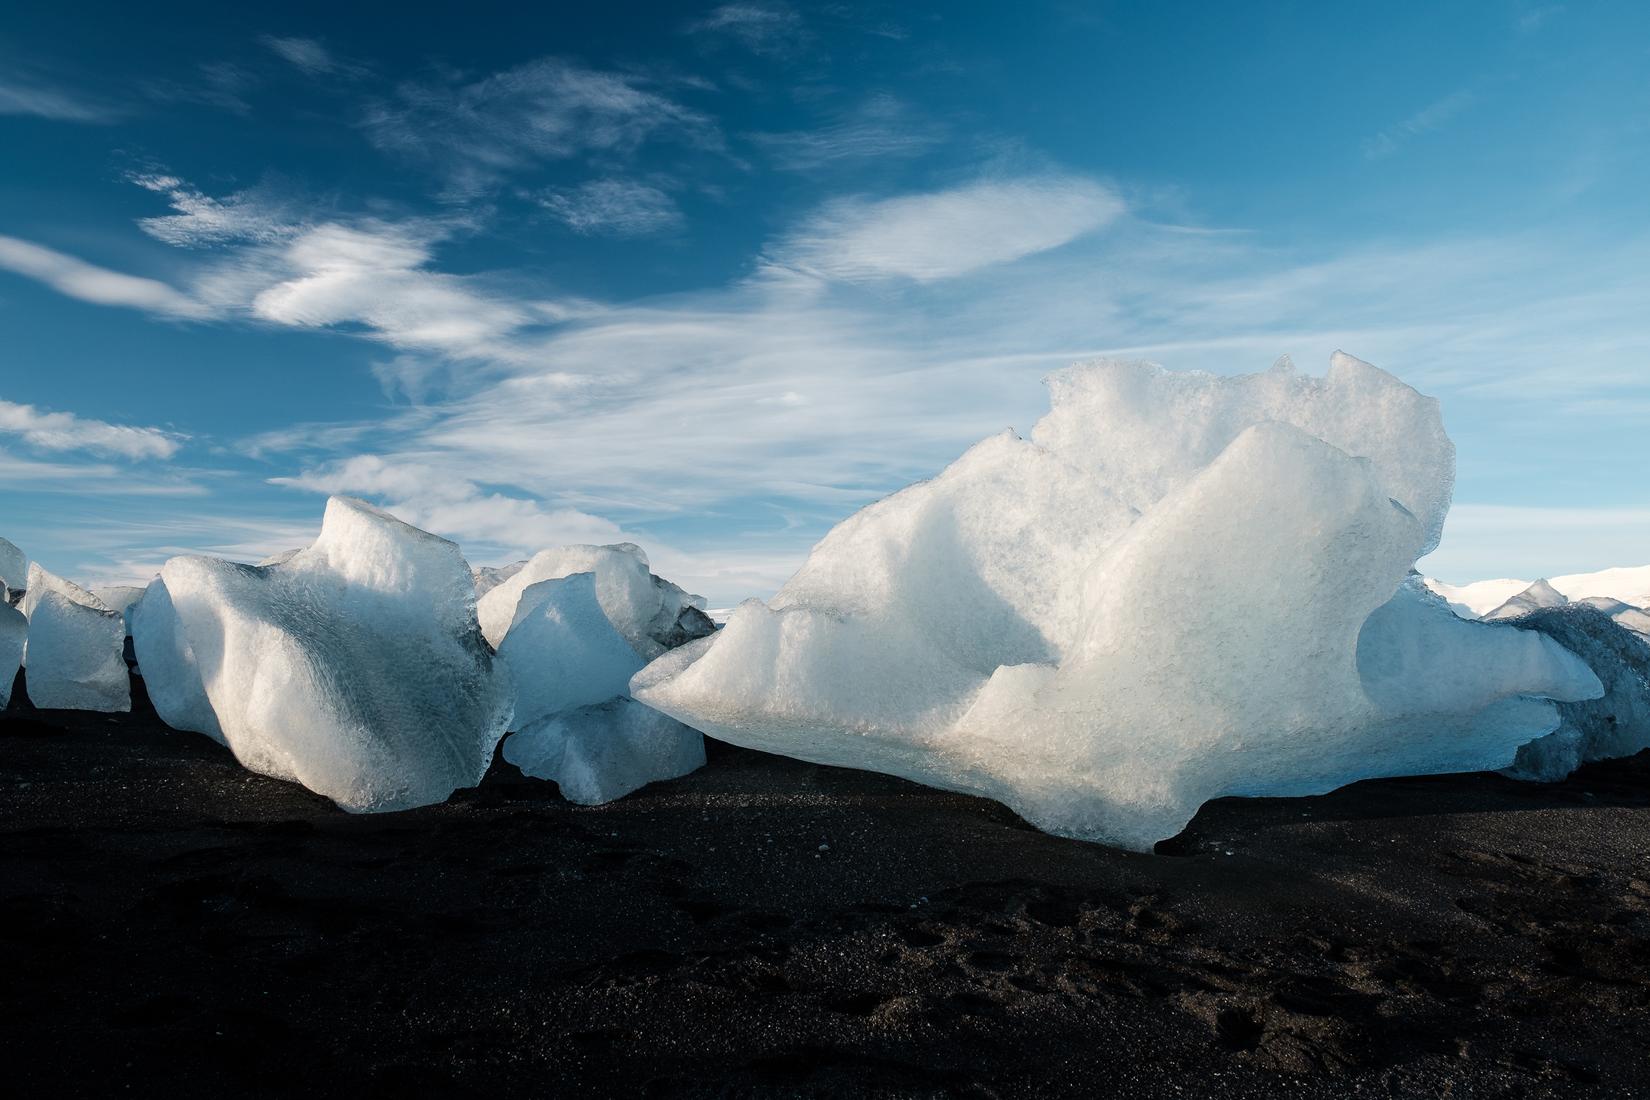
(767, 176, 1126, 282)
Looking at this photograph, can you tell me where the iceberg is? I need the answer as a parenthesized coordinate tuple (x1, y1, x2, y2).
(503, 696, 705, 806)
(19, 563, 130, 712)
(129, 578, 224, 742)
(1574, 597, 1650, 642)
(93, 585, 148, 636)
(157, 496, 513, 812)
(477, 543, 712, 660)
(0, 535, 25, 595)
(635, 354, 1604, 850)
(490, 565, 708, 802)
(473, 561, 526, 598)
(1504, 604, 1650, 781)
(0, 601, 23, 709)
(495, 573, 645, 728)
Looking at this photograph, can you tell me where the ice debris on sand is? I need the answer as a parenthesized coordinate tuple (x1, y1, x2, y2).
(19, 563, 130, 712)
(635, 353, 1607, 850)
(152, 496, 513, 812)
(492, 566, 708, 801)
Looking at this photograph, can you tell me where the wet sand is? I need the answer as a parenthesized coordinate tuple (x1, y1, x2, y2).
(3, 690, 1649, 1098)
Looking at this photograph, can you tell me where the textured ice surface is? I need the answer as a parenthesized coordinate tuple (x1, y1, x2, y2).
(1483, 579, 1569, 622)
(490, 566, 708, 802)
(1575, 597, 1650, 642)
(158, 496, 513, 812)
(0, 536, 24, 594)
(473, 561, 526, 598)
(129, 578, 224, 743)
(496, 574, 645, 729)
(93, 585, 147, 636)
(636, 354, 1603, 849)
(19, 563, 130, 712)
(478, 543, 711, 660)
(504, 696, 705, 805)
(0, 601, 24, 709)
(1504, 605, 1650, 781)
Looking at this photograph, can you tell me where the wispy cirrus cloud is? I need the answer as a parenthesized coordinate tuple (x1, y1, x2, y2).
(749, 94, 945, 171)
(5, 167, 1649, 600)
(261, 35, 364, 78)
(766, 175, 1126, 282)
(690, 3, 809, 56)
(141, 60, 259, 116)
(0, 399, 185, 460)
(1363, 89, 1477, 159)
(361, 57, 721, 196)
(0, 74, 120, 122)
(533, 178, 684, 237)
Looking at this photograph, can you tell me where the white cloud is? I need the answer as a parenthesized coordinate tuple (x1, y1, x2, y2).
(129, 174, 296, 247)
(241, 222, 535, 360)
(361, 58, 720, 196)
(767, 176, 1126, 282)
(534, 179, 684, 236)
(0, 234, 207, 318)
(0, 400, 184, 460)
(1363, 90, 1477, 159)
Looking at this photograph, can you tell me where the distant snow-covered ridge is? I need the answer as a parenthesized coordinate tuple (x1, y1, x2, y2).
(1425, 565, 1650, 619)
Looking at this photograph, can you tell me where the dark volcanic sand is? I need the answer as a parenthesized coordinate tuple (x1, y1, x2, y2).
(4, 688, 1650, 1098)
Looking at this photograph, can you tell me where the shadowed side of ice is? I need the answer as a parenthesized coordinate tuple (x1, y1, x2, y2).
(634, 354, 1613, 851)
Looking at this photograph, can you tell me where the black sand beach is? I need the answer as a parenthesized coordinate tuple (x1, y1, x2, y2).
(4, 686, 1649, 1098)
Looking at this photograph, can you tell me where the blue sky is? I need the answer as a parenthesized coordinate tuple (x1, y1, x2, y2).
(2, 1, 1647, 604)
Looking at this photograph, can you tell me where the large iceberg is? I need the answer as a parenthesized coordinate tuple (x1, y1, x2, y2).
(19, 563, 130, 712)
(635, 354, 1604, 850)
(156, 496, 513, 812)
